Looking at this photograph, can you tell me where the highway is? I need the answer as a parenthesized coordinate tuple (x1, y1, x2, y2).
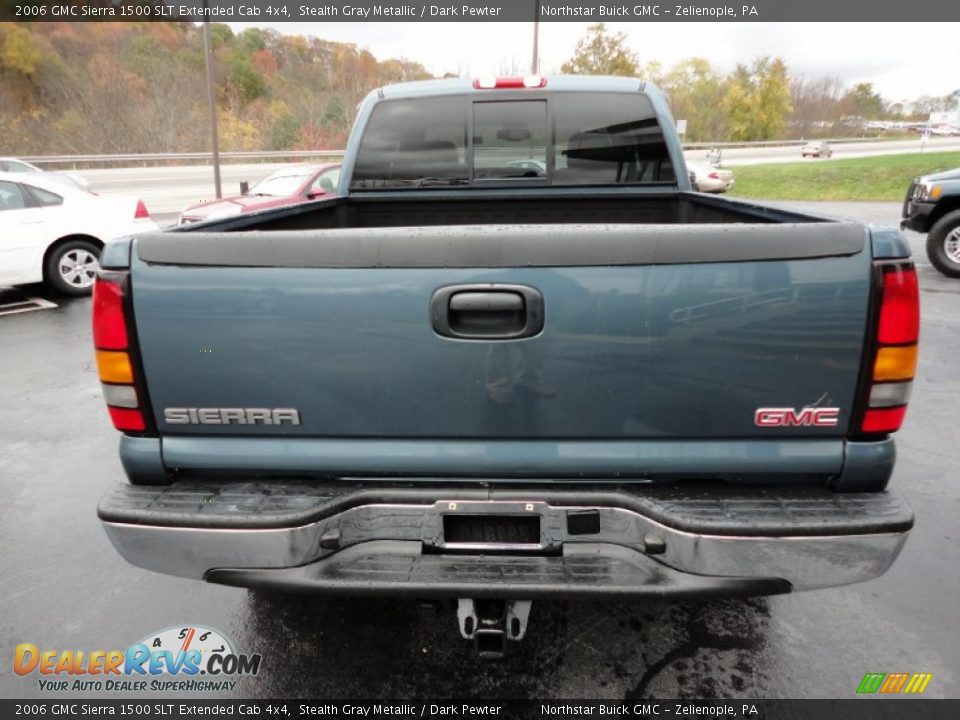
(76, 135, 960, 224)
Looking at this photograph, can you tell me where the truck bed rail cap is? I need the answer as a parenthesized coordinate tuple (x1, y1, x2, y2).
(135, 222, 866, 269)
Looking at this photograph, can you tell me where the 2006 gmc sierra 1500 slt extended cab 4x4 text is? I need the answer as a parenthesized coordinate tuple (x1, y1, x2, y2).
(92, 76, 919, 656)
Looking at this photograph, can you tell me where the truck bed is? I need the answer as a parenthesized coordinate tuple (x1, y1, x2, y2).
(173, 191, 828, 233)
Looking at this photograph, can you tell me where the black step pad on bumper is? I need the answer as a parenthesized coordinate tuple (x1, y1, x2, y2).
(99, 480, 913, 537)
(206, 541, 791, 600)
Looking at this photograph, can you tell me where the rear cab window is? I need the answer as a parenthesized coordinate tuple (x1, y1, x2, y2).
(350, 91, 675, 190)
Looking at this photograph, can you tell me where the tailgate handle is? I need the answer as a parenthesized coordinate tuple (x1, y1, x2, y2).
(449, 292, 523, 313)
(432, 284, 544, 340)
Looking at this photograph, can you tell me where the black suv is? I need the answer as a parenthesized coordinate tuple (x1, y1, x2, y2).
(902, 167, 960, 277)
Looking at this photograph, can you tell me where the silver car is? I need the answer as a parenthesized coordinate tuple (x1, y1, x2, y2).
(801, 141, 833, 158)
(0, 157, 91, 191)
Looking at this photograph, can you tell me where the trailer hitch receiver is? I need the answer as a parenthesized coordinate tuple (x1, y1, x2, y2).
(457, 598, 532, 658)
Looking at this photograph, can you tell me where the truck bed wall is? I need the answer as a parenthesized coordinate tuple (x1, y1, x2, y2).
(197, 193, 811, 234)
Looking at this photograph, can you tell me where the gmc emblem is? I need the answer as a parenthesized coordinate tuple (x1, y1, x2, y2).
(755, 407, 840, 428)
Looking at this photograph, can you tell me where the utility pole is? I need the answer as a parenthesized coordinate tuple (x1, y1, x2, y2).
(202, 7, 222, 199)
(531, 0, 540, 74)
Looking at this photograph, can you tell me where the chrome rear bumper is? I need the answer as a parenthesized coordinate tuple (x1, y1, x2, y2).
(99, 481, 912, 595)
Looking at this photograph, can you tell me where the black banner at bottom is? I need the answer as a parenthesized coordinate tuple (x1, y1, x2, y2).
(1, 700, 956, 720)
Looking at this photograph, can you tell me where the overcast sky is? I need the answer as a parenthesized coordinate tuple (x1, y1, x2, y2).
(234, 22, 959, 102)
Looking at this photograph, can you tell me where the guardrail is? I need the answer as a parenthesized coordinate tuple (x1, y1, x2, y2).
(20, 150, 344, 168)
(684, 137, 901, 149)
(18, 136, 923, 169)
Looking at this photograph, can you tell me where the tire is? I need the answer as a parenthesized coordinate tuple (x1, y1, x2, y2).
(926, 211, 960, 278)
(45, 239, 102, 296)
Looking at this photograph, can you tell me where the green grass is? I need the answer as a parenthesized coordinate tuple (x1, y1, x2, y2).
(727, 152, 960, 202)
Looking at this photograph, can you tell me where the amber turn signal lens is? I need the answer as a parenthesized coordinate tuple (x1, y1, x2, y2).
(96, 350, 134, 384)
(873, 345, 918, 382)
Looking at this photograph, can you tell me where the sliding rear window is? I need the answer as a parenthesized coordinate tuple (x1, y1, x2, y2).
(350, 92, 675, 190)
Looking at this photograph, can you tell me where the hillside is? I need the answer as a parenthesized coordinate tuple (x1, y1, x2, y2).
(0, 22, 432, 155)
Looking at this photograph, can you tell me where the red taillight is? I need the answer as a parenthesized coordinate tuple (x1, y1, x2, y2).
(93, 272, 148, 434)
(134, 200, 150, 220)
(708, 172, 720, 179)
(108, 406, 146, 432)
(92, 277, 128, 350)
(877, 265, 919, 344)
(861, 406, 908, 434)
(473, 76, 547, 89)
(857, 262, 919, 435)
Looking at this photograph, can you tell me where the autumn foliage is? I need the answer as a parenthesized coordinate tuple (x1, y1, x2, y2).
(0, 22, 431, 154)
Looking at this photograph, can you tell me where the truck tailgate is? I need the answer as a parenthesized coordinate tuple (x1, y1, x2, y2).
(129, 222, 871, 477)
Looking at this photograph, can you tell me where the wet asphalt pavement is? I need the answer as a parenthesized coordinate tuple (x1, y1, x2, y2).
(1, 201, 958, 700)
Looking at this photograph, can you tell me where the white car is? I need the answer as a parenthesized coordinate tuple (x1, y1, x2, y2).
(0, 172, 158, 296)
(506, 159, 547, 176)
(929, 125, 960, 136)
(687, 162, 735, 193)
(0, 157, 91, 191)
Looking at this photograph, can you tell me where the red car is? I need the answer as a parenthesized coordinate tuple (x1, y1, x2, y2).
(178, 163, 340, 224)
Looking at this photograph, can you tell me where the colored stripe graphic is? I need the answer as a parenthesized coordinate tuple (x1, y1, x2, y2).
(904, 673, 933, 694)
(857, 673, 885, 693)
(880, 672, 909, 693)
(857, 672, 932, 694)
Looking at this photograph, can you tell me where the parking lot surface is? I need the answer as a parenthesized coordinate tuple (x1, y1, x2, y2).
(1, 201, 958, 699)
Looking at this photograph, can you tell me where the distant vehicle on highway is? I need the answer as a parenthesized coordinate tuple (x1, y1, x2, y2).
(506, 159, 547, 175)
(687, 162, 735, 193)
(0, 157, 91, 191)
(801, 141, 833, 158)
(0, 172, 157, 295)
(929, 125, 960, 137)
(902, 167, 960, 277)
(178, 163, 341, 224)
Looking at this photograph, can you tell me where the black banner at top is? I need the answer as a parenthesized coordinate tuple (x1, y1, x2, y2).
(1, 700, 960, 720)
(2, 0, 960, 22)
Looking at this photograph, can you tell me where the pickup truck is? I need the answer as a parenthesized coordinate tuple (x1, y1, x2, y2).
(94, 76, 918, 656)
(902, 166, 960, 277)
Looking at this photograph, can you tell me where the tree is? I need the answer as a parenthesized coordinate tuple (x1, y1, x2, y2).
(724, 65, 756, 141)
(659, 58, 727, 142)
(842, 83, 885, 120)
(322, 96, 348, 133)
(911, 94, 959, 118)
(790, 75, 845, 136)
(225, 54, 266, 105)
(560, 23, 638, 76)
(208, 24, 233, 49)
(753, 57, 792, 139)
(0, 24, 42, 76)
(722, 57, 792, 141)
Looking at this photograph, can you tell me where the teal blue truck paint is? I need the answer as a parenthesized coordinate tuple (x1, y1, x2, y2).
(97, 77, 916, 607)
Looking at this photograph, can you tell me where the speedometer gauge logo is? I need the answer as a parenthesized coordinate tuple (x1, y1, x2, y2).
(138, 625, 235, 669)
